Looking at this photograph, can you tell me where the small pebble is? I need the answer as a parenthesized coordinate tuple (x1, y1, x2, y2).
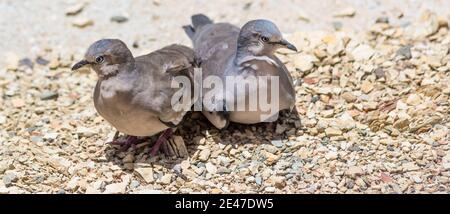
(110, 15, 129, 23)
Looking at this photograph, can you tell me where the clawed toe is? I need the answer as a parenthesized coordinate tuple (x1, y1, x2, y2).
(109, 135, 141, 151)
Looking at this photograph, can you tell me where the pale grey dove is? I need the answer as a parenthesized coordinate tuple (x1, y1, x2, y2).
(183, 14, 297, 129)
(72, 39, 196, 156)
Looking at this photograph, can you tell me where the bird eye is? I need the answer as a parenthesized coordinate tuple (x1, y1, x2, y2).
(260, 36, 269, 42)
(95, 56, 104, 64)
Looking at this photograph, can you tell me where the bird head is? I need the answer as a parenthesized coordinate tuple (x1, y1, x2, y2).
(72, 39, 134, 79)
(237, 19, 297, 56)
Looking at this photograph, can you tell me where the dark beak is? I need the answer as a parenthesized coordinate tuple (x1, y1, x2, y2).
(279, 39, 298, 52)
(71, 59, 90, 71)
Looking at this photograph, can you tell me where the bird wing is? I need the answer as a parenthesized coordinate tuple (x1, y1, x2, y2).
(271, 56, 296, 110)
(192, 23, 240, 76)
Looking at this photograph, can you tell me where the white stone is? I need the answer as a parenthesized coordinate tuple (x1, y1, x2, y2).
(351, 44, 375, 61)
(76, 127, 96, 137)
(0, 114, 6, 124)
(198, 149, 211, 161)
(294, 54, 318, 72)
(65, 3, 85, 16)
(406, 94, 422, 106)
(134, 167, 154, 183)
(43, 132, 58, 140)
(157, 174, 172, 185)
(104, 182, 127, 194)
(72, 17, 94, 28)
(325, 151, 338, 160)
(333, 7, 356, 17)
(205, 162, 217, 174)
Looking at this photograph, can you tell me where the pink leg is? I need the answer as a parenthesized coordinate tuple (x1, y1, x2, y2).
(109, 135, 139, 151)
(149, 129, 173, 156)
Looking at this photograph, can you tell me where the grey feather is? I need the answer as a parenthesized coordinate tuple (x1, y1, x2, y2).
(183, 14, 214, 40)
(182, 25, 196, 40)
(191, 14, 213, 30)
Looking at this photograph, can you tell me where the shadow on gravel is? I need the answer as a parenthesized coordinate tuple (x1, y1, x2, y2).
(103, 108, 302, 176)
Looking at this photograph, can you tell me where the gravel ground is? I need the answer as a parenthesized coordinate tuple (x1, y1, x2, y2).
(0, 0, 449, 193)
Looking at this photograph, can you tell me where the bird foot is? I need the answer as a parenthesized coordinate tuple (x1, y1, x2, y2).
(149, 129, 174, 156)
(109, 135, 140, 151)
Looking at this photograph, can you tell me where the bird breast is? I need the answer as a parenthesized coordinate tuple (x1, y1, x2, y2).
(93, 80, 168, 137)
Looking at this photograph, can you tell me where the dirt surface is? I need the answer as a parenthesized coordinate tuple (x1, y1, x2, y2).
(1, 0, 450, 60)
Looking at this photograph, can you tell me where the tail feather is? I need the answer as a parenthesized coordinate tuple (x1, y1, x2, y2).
(182, 25, 196, 40)
(183, 14, 213, 40)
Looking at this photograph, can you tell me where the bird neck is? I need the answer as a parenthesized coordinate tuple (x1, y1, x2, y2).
(235, 44, 275, 64)
(236, 41, 256, 56)
(235, 48, 252, 65)
(98, 62, 135, 80)
(234, 49, 277, 68)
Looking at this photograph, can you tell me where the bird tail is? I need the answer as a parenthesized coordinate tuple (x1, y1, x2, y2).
(183, 14, 213, 40)
(191, 14, 213, 29)
(182, 25, 196, 40)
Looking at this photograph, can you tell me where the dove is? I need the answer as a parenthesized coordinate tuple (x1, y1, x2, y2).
(183, 14, 297, 129)
(72, 39, 196, 156)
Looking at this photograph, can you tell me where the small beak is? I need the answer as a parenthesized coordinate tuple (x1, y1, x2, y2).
(279, 39, 298, 52)
(71, 59, 90, 71)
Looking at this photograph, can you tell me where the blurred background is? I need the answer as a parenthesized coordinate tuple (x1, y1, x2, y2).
(0, 0, 449, 194)
(1, 0, 449, 61)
